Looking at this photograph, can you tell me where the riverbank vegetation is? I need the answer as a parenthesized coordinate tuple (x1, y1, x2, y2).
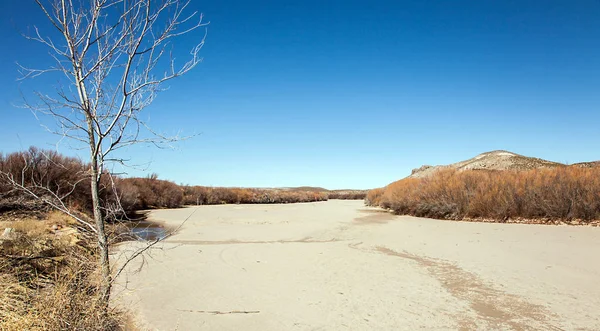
(1, 148, 364, 215)
(367, 167, 600, 224)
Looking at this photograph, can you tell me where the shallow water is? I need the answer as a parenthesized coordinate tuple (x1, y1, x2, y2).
(128, 221, 169, 241)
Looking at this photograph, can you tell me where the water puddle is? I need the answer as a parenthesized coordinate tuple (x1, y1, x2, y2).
(128, 220, 169, 241)
(116, 211, 171, 242)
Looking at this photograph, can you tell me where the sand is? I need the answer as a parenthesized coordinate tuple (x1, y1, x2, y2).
(115, 200, 600, 330)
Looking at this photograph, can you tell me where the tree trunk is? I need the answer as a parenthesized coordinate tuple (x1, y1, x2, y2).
(90, 158, 112, 307)
(73, 65, 112, 307)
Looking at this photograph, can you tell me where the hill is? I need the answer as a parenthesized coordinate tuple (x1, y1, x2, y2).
(410, 150, 566, 178)
(367, 150, 600, 224)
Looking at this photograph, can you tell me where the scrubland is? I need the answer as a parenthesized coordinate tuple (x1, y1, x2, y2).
(0, 148, 363, 218)
(5, 146, 599, 330)
(367, 167, 600, 224)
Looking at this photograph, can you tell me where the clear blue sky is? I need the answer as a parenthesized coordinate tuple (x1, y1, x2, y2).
(1, 1, 599, 189)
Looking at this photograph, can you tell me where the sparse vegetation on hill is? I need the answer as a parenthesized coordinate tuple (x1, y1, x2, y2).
(409, 150, 564, 178)
(368, 152, 600, 224)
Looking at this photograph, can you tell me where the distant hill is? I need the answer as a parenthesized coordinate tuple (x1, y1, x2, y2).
(409, 150, 597, 178)
(283, 187, 367, 194)
(285, 186, 329, 192)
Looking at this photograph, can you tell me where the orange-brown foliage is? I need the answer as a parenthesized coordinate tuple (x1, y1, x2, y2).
(117, 175, 184, 210)
(327, 191, 367, 200)
(365, 188, 385, 206)
(181, 186, 328, 205)
(367, 168, 600, 223)
(1, 148, 329, 215)
(116, 178, 331, 210)
(0, 147, 112, 215)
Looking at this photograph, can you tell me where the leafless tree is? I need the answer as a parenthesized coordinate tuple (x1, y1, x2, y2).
(12, 0, 208, 307)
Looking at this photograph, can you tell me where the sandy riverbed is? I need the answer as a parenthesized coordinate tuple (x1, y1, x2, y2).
(115, 200, 600, 330)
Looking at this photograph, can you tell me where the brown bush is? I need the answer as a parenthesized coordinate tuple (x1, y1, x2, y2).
(0, 148, 124, 221)
(2, 148, 331, 216)
(0, 147, 113, 215)
(327, 191, 367, 200)
(117, 175, 183, 210)
(365, 188, 385, 206)
(117, 177, 330, 210)
(182, 186, 328, 205)
(367, 167, 600, 223)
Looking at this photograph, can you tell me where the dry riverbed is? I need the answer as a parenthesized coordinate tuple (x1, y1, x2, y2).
(115, 200, 600, 330)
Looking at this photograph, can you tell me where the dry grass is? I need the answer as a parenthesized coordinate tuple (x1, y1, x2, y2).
(368, 167, 600, 224)
(0, 218, 127, 330)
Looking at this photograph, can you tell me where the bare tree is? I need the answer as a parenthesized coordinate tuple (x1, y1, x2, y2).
(14, 0, 208, 307)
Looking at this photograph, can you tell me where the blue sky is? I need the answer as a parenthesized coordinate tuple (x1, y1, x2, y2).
(1, 0, 599, 189)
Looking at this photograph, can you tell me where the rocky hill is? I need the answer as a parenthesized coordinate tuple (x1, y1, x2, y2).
(409, 150, 569, 178)
(572, 161, 600, 168)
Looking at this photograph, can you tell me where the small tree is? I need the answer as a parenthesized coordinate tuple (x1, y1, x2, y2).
(14, 0, 208, 307)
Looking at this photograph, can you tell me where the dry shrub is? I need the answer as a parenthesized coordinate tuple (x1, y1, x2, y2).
(0, 147, 116, 217)
(0, 219, 125, 330)
(367, 167, 600, 223)
(182, 186, 328, 205)
(327, 191, 367, 200)
(2, 148, 331, 216)
(117, 175, 183, 210)
(365, 188, 385, 206)
(117, 177, 330, 210)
